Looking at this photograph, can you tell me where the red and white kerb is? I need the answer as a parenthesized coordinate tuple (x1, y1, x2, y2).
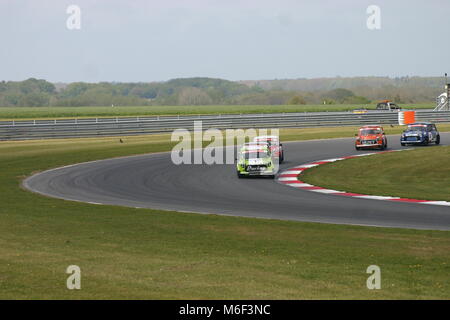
(277, 151, 450, 206)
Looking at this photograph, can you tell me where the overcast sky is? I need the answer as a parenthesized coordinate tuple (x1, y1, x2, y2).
(1, 0, 449, 82)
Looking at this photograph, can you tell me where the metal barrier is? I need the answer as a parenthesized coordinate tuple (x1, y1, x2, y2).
(1, 110, 449, 140)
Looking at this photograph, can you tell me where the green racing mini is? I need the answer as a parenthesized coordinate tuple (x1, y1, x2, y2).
(236, 145, 276, 178)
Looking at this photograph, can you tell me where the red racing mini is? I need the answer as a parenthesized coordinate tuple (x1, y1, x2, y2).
(253, 135, 284, 163)
(355, 125, 387, 150)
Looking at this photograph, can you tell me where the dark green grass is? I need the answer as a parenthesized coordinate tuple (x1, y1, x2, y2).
(0, 132, 449, 299)
(302, 146, 450, 202)
(0, 103, 433, 120)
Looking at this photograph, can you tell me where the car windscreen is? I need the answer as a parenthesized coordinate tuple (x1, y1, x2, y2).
(256, 139, 277, 146)
(241, 152, 269, 159)
(245, 143, 269, 148)
(407, 126, 426, 131)
(360, 129, 381, 135)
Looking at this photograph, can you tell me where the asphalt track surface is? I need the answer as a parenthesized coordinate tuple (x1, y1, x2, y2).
(24, 134, 450, 231)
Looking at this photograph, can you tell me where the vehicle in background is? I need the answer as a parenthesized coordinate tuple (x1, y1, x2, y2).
(376, 100, 400, 111)
(236, 146, 276, 178)
(355, 125, 387, 150)
(253, 135, 284, 163)
(400, 122, 440, 146)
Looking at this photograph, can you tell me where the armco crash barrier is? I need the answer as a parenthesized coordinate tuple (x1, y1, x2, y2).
(1, 110, 449, 140)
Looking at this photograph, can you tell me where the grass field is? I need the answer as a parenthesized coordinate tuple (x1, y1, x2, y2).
(279, 124, 450, 142)
(0, 103, 434, 120)
(302, 146, 450, 202)
(1, 127, 450, 299)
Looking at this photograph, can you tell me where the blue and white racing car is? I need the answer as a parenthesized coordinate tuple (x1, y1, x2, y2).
(400, 122, 440, 146)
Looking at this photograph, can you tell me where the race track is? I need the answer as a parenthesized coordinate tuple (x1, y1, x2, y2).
(24, 134, 450, 230)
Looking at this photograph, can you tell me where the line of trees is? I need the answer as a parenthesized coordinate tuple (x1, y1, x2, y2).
(0, 77, 442, 107)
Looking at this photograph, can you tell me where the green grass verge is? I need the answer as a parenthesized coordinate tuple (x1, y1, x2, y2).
(279, 124, 450, 141)
(302, 146, 450, 202)
(1, 128, 450, 299)
(0, 103, 433, 120)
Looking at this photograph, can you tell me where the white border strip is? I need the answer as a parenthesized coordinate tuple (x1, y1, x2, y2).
(277, 149, 450, 207)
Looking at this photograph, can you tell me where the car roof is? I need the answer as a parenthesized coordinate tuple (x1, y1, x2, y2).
(241, 145, 269, 150)
(241, 149, 269, 154)
(409, 122, 432, 125)
(359, 125, 383, 129)
(242, 149, 267, 152)
(244, 142, 268, 145)
(243, 143, 269, 148)
(254, 136, 279, 140)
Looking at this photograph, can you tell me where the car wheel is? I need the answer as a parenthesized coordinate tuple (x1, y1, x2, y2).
(436, 135, 440, 145)
(237, 172, 243, 178)
(401, 143, 406, 146)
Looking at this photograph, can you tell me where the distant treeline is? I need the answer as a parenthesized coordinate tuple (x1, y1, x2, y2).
(0, 76, 445, 107)
(241, 76, 446, 104)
